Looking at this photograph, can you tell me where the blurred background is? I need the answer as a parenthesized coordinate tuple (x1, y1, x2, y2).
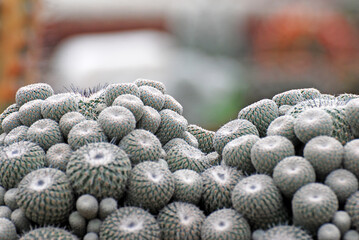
(1, 0, 359, 130)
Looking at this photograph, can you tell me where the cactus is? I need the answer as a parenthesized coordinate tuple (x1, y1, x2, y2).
(112, 94, 144, 121)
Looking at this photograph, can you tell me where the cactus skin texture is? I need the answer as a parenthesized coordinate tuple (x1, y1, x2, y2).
(345, 191, 359, 231)
(272, 89, 304, 107)
(273, 156, 316, 198)
(303, 136, 344, 180)
(231, 174, 288, 230)
(222, 134, 259, 174)
(201, 208, 251, 240)
(100, 206, 160, 240)
(16, 168, 74, 225)
(66, 142, 131, 200)
(172, 169, 203, 205)
(259, 225, 313, 240)
(158, 201, 205, 240)
(18, 99, 43, 127)
(238, 99, 279, 137)
(187, 124, 215, 153)
(344, 139, 359, 179)
(134, 78, 166, 94)
(213, 119, 259, 155)
(267, 115, 298, 144)
(0, 217, 17, 240)
(59, 112, 86, 139)
(136, 106, 161, 134)
(201, 165, 244, 213)
(27, 119, 64, 151)
(41, 93, 79, 122)
(292, 183, 339, 233)
(15, 83, 54, 107)
(126, 161, 174, 213)
(251, 135, 295, 175)
(138, 86, 165, 111)
(0, 141, 46, 189)
(104, 83, 140, 106)
(19, 227, 78, 240)
(112, 94, 144, 121)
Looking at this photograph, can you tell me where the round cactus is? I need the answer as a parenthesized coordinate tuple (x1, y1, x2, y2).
(76, 194, 98, 220)
(2, 112, 22, 134)
(46, 143, 73, 171)
(15, 83, 54, 107)
(97, 106, 136, 141)
(299, 88, 321, 100)
(163, 94, 183, 115)
(278, 105, 292, 116)
(69, 211, 87, 237)
(324, 169, 358, 204)
(238, 99, 279, 137)
(332, 211, 351, 235)
(27, 119, 64, 151)
(259, 225, 312, 240)
(87, 218, 102, 234)
(344, 139, 359, 179)
(292, 183, 339, 233)
(303, 136, 344, 179)
(343, 230, 359, 240)
(75, 87, 107, 120)
(345, 98, 359, 137)
(4, 125, 28, 145)
(138, 86, 165, 111)
(19, 227, 77, 240)
(345, 191, 359, 231)
(41, 93, 79, 122)
(119, 129, 162, 165)
(172, 169, 203, 205)
(126, 161, 174, 213)
(201, 165, 244, 213)
(0, 217, 17, 240)
(99, 198, 118, 220)
(112, 94, 144, 121)
(272, 89, 304, 107)
(166, 144, 208, 173)
(4, 188, 19, 210)
(294, 108, 334, 143)
(156, 109, 188, 145)
(11, 208, 31, 233)
(222, 134, 259, 174)
(187, 124, 215, 153)
(251, 135, 295, 175)
(0, 141, 46, 189)
(67, 120, 108, 150)
(18, 99, 43, 127)
(158, 201, 205, 240)
(136, 106, 161, 134)
(0, 104, 19, 134)
(213, 119, 259, 155)
(0, 206, 11, 219)
(16, 168, 74, 225)
(273, 156, 316, 198)
(182, 131, 199, 148)
(163, 138, 188, 152)
(59, 111, 86, 139)
(201, 208, 251, 240)
(267, 115, 298, 144)
(66, 142, 131, 200)
(317, 223, 340, 240)
(100, 206, 160, 240)
(232, 174, 287, 230)
(104, 83, 140, 106)
(134, 78, 166, 94)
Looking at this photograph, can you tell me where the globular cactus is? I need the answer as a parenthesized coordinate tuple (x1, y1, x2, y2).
(112, 94, 144, 121)
(66, 142, 131, 200)
(267, 115, 298, 144)
(18, 99, 43, 127)
(76, 194, 98, 220)
(238, 99, 279, 137)
(100, 206, 160, 240)
(163, 94, 183, 115)
(119, 129, 162, 165)
(251, 135, 295, 175)
(136, 106, 161, 134)
(172, 169, 203, 205)
(157, 201, 205, 240)
(126, 161, 174, 213)
(2, 112, 22, 134)
(104, 83, 139, 106)
(259, 225, 313, 240)
(59, 111, 86, 139)
(15, 83, 54, 107)
(19, 227, 77, 240)
(213, 119, 259, 155)
(345, 191, 359, 231)
(16, 168, 74, 225)
(0, 217, 17, 240)
(27, 119, 64, 151)
(46, 143, 73, 171)
(187, 124, 215, 153)
(0, 141, 46, 189)
(303, 136, 344, 180)
(292, 183, 339, 233)
(317, 223, 340, 240)
(201, 208, 251, 240)
(4, 125, 28, 145)
(222, 134, 259, 174)
(344, 139, 359, 179)
(294, 108, 334, 143)
(138, 86, 165, 111)
(134, 78, 166, 94)
(41, 93, 79, 122)
(201, 165, 244, 213)
(272, 89, 304, 107)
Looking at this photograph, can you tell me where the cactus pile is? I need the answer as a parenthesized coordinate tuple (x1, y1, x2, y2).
(1, 80, 359, 240)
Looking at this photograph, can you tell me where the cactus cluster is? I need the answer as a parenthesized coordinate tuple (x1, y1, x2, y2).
(1, 81, 359, 239)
